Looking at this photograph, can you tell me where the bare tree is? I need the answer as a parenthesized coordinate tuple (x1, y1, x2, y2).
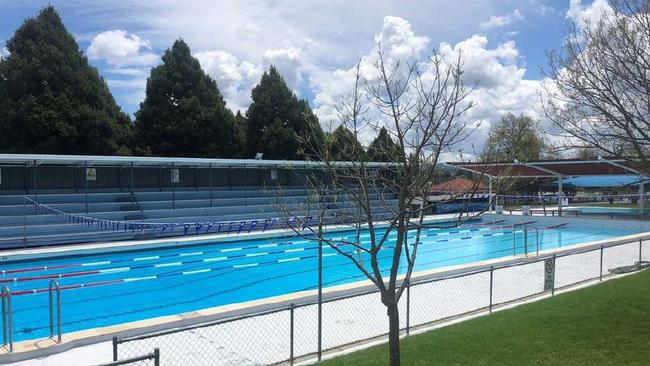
(543, 0, 650, 169)
(274, 45, 505, 366)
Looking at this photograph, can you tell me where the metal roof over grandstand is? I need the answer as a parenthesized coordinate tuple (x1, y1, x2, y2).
(446, 157, 647, 178)
(0, 154, 394, 168)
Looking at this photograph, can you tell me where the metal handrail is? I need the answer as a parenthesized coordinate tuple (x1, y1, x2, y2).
(49, 280, 62, 343)
(1, 285, 13, 352)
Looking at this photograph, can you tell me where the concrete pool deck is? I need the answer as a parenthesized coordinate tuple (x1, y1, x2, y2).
(1, 213, 649, 364)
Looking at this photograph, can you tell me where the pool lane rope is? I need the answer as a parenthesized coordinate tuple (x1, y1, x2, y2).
(23, 196, 314, 237)
(2, 222, 568, 288)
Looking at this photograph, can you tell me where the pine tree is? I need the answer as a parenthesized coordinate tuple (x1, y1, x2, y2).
(0, 6, 132, 154)
(245, 66, 323, 160)
(134, 39, 236, 157)
(328, 125, 366, 161)
(367, 127, 401, 162)
(233, 111, 248, 158)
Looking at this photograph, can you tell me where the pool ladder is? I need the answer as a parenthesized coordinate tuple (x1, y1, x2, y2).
(1, 286, 13, 353)
(49, 280, 62, 343)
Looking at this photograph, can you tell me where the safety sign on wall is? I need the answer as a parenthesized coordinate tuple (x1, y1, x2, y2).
(85, 168, 97, 181)
(171, 168, 180, 183)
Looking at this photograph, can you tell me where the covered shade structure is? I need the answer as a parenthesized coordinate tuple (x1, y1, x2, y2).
(446, 157, 650, 216)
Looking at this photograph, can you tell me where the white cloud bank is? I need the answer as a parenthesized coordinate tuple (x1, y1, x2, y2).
(312, 16, 543, 156)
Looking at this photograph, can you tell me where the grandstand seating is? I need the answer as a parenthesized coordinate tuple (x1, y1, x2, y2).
(0, 187, 398, 249)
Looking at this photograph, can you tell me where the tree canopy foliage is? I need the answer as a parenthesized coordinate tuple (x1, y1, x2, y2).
(327, 125, 366, 161)
(134, 39, 237, 157)
(544, 0, 650, 166)
(367, 127, 401, 162)
(245, 66, 323, 160)
(483, 113, 544, 162)
(0, 6, 132, 154)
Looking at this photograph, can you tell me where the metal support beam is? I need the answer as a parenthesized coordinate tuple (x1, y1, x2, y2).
(640, 180, 645, 217)
(557, 177, 563, 217)
(488, 177, 493, 212)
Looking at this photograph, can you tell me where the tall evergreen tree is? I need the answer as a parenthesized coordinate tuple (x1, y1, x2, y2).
(233, 111, 248, 158)
(367, 127, 401, 162)
(245, 66, 323, 160)
(134, 39, 236, 157)
(0, 6, 132, 154)
(328, 125, 365, 161)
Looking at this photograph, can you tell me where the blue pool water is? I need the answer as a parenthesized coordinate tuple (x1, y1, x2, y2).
(0, 219, 639, 342)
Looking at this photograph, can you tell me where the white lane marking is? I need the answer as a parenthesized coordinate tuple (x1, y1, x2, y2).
(222, 247, 242, 252)
(82, 261, 111, 267)
(234, 263, 258, 268)
(203, 257, 228, 263)
(246, 252, 267, 257)
(155, 262, 182, 268)
(183, 269, 210, 275)
(134, 256, 160, 261)
(278, 257, 300, 263)
(285, 248, 304, 253)
(180, 252, 203, 257)
(124, 276, 157, 282)
(259, 244, 277, 248)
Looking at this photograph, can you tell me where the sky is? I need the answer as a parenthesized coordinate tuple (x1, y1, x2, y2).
(0, 0, 612, 157)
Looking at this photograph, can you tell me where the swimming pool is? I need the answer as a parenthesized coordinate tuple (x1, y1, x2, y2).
(0, 217, 641, 342)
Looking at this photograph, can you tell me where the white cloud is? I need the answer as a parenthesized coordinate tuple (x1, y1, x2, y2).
(194, 50, 263, 112)
(480, 9, 524, 29)
(87, 30, 160, 112)
(566, 0, 614, 28)
(0, 46, 8, 58)
(312, 16, 543, 155)
(87, 30, 158, 67)
(262, 48, 304, 90)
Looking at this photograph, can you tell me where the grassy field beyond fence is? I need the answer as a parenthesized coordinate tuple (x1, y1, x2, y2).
(320, 269, 650, 365)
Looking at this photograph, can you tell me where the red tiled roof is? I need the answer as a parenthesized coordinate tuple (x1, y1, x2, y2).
(430, 178, 487, 193)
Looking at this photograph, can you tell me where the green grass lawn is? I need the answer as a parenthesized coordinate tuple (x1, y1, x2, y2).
(320, 269, 650, 365)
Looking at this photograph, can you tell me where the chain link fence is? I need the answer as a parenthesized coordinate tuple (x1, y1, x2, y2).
(112, 237, 648, 366)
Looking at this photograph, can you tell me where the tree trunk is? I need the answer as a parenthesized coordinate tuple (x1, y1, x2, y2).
(387, 301, 401, 366)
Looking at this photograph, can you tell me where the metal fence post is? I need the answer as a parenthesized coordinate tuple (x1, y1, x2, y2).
(289, 303, 295, 365)
(317, 221, 323, 362)
(489, 267, 494, 313)
(406, 280, 411, 336)
(112, 337, 118, 361)
(551, 254, 556, 296)
(599, 245, 604, 281)
(639, 239, 643, 264)
(154, 348, 160, 366)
